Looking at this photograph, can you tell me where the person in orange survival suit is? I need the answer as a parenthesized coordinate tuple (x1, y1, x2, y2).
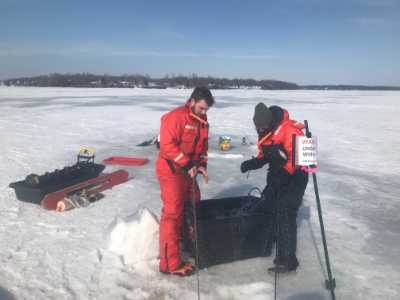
(156, 87, 214, 276)
(240, 103, 308, 274)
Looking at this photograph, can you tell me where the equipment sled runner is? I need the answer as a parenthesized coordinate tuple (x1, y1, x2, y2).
(41, 169, 129, 211)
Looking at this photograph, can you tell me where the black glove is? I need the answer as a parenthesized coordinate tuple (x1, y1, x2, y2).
(240, 157, 266, 173)
(181, 160, 195, 172)
(262, 144, 288, 168)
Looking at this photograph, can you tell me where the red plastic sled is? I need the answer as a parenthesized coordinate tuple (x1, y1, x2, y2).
(102, 156, 149, 166)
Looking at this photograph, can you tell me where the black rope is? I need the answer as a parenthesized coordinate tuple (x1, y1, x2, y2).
(273, 187, 279, 300)
(191, 176, 201, 300)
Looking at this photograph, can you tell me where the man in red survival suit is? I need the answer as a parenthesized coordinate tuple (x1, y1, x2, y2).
(156, 87, 214, 276)
(240, 103, 308, 274)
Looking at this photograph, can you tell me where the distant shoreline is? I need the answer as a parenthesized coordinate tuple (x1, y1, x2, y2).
(1, 73, 400, 91)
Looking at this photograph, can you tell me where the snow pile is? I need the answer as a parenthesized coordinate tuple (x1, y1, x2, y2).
(107, 207, 159, 267)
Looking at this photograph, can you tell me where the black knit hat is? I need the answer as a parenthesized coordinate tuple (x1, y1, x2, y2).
(253, 102, 273, 129)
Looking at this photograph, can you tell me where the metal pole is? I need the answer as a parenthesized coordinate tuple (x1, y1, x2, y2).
(304, 120, 336, 300)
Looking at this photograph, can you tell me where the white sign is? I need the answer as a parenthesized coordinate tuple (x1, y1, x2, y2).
(296, 136, 318, 166)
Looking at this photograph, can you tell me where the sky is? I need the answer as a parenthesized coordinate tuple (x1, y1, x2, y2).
(0, 0, 399, 85)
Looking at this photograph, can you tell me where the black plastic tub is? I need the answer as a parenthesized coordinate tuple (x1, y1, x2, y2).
(9, 163, 105, 204)
(184, 195, 274, 269)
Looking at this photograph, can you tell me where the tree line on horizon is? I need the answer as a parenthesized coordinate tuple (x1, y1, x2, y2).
(2, 73, 298, 89)
(2, 73, 399, 91)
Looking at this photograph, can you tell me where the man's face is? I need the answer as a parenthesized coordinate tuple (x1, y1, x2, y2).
(191, 99, 209, 116)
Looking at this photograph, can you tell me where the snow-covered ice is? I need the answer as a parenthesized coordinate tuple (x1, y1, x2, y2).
(0, 86, 399, 299)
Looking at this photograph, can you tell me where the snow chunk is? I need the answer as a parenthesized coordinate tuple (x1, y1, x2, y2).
(107, 208, 159, 267)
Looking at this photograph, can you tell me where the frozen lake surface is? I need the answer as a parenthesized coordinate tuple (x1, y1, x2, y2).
(0, 87, 399, 299)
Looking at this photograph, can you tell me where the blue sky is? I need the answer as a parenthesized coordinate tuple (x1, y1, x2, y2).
(0, 0, 399, 85)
